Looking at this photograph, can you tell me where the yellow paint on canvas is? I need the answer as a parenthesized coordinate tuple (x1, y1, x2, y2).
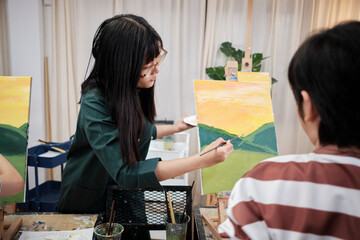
(194, 73, 274, 136)
(0, 76, 31, 127)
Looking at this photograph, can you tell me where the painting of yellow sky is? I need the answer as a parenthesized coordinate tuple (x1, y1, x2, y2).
(0, 76, 31, 203)
(0, 76, 31, 127)
(194, 72, 278, 194)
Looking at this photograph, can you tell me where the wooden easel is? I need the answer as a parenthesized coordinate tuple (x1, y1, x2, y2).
(0, 208, 22, 240)
(202, 0, 254, 238)
(241, 0, 253, 72)
(44, 56, 55, 181)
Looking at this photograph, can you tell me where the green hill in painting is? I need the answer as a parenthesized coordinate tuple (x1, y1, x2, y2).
(198, 122, 278, 155)
(243, 122, 278, 154)
(0, 123, 28, 155)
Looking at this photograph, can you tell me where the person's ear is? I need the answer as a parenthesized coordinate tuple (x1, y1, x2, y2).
(300, 90, 319, 122)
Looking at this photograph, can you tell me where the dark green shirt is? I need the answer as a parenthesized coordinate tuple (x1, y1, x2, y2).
(57, 88, 161, 213)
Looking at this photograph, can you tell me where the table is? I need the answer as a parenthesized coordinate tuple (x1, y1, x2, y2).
(4, 212, 98, 239)
(194, 206, 221, 240)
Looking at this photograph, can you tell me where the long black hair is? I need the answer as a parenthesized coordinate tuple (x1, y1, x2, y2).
(288, 21, 360, 148)
(81, 14, 162, 165)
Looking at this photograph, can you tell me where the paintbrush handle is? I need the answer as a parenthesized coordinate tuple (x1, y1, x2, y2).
(109, 210, 116, 235)
(181, 180, 195, 223)
(167, 193, 176, 224)
(199, 143, 224, 156)
(164, 190, 171, 222)
(38, 139, 67, 153)
(108, 200, 115, 235)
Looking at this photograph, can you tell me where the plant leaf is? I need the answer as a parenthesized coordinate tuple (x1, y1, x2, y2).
(253, 55, 269, 66)
(251, 53, 263, 64)
(233, 49, 243, 63)
(220, 42, 236, 57)
(206, 66, 226, 80)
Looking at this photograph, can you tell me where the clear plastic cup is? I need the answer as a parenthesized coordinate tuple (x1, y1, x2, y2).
(163, 135, 174, 151)
(93, 223, 124, 240)
(165, 212, 190, 240)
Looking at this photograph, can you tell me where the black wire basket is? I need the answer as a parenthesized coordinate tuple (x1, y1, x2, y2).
(104, 185, 193, 239)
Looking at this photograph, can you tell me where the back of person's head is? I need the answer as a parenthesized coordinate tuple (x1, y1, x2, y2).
(288, 21, 360, 148)
(82, 14, 163, 165)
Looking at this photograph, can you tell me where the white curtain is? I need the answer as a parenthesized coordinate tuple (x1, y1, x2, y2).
(43, 0, 360, 205)
(200, 0, 360, 155)
(44, 0, 204, 141)
(269, 0, 360, 154)
(265, 0, 316, 155)
(312, 0, 360, 29)
(44, 0, 113, 142)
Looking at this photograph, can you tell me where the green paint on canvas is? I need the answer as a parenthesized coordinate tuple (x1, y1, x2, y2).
(201, 149, 275, 194)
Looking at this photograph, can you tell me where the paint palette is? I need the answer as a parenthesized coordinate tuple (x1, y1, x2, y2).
(184, 115, 197, 126)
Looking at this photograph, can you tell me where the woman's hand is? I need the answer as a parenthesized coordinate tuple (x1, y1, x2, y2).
(156, 114, 195, 138)
(200, 138, 234, 168)
(175, 114, 194, 132)
(155, 137, 234, 181)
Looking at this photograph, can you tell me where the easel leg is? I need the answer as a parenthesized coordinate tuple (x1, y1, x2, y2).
(217, 198, 229, 225)
(201, 213, 223, 240)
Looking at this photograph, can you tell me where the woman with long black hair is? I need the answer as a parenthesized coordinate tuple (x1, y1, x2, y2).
(57, 14, 233, 238)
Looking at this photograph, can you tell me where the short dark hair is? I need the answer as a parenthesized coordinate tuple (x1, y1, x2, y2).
(81, 14, 163, 165)
(288, 21, 360, 148)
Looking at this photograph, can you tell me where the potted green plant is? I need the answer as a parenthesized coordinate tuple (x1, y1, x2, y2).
(205, 42, 278, 85)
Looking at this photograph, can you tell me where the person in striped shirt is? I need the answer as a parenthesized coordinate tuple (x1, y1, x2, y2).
(218, 21, 360, 240)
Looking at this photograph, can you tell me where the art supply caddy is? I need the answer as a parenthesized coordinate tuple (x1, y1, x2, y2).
(94, 184, 193, 240)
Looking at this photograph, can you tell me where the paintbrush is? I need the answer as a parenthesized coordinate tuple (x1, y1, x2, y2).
(109, 209, 116, 235)
(200, 134, 244, 156)
(37, 139, 67, 153)
(108, 200, 115, 235)
(181, 180, 195, 223)
(164, 189, 171, 223)
(167, 192, 176, 224)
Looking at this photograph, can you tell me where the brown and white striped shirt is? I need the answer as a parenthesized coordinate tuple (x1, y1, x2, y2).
(218, 153, 360, 240)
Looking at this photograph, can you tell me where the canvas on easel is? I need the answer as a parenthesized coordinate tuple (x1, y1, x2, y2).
(194, 72, 277, 195)
(0, 76, 31, 203)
